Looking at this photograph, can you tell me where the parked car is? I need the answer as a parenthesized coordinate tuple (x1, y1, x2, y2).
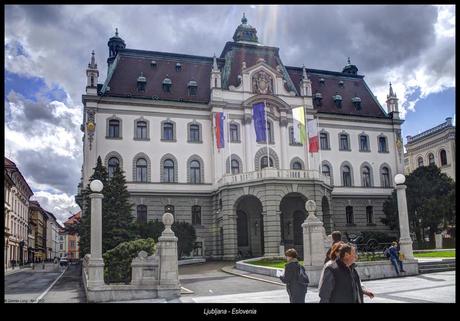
(59, 257, 69, 267)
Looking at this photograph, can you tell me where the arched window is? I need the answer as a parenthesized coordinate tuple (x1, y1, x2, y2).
(362, 166, 371, 187)
(189, 124, 200, 142)
(190, 160, 201, 184)
(366, 206, 374, 224)
(339, 134, 349, 151)
(163, 122, 174, 141)
(292, 161, 302, 170)
(346, 206, 354, 225)
(440, 149, 448, 166)
(136, 158, 147, 182)
(322, 164, 331, 177)
(137, 205, 147, 224)
(417, 157, 424, 168)
(261, 156, 273, 169)
(108, 119, 120, 138)
(136, 121, 147, 139)
(320, 132, 329, 150)
(428, 153, 435, 166)
(108, 157, 119, 179)
(192, 205, 201, 225)
(162, 77, 172, 92)
(381, 166, 391, 188)
(230, 124, 239, 142)
(188, 80, 197, 96)
(231, 159, 240, 174)
(163, 159, 175, 183)
(342, 165, 352, 187)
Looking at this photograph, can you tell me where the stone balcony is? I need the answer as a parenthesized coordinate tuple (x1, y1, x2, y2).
(217, 168, 331, 188)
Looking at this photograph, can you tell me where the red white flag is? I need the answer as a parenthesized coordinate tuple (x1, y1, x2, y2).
(307, 118, 319, 153)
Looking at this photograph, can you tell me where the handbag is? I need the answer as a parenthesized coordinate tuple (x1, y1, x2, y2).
(399, 252, 405, 261)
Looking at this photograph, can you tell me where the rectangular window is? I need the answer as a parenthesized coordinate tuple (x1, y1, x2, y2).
(340, 135, 349, 150)
(136, 122, 147, 139)
(378, 137, 387, 152)
(366, 206, 374, 224)
(230, 124, 239, 142)
(360, 135, 369, 151)
(163, 123, 174, 140)
(346, 206, 354, 224)
(109, 120, 120, 138)
(320, 133, 329, 150)
(192, 206, 201, 225)
(189, 125, 200, 142)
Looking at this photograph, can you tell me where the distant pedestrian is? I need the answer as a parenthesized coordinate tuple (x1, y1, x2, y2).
(324, 231, 342, 264)
(319, 243, 369, 303)
(279, 248, 308, 303)
(388, 241, 406, 275)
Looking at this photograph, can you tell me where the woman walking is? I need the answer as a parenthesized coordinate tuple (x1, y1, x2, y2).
(279, 248, 308, 303)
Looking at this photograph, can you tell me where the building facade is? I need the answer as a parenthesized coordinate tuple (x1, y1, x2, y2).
(44, 211, 60, 260)
(62, 212, 81, 261)
(5, 157, 33, 267)
(29, 201, 48, 262)
(79, 17, 404, 259)
(404, 117, 456, 180)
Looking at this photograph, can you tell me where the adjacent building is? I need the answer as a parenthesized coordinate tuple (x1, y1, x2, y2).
(404, 117, 456, 180)
(5, 157, 34, 267)
(29, 200, 48, 262)
(78, 16, 405, 259)
(44, 211, 60, 260)
(62, 212, 81, 261)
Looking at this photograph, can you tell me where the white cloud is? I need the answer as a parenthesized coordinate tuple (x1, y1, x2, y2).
(31, 191, 80, 225)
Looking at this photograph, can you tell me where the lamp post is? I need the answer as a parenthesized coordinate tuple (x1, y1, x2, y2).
(394, 174, 414, 260)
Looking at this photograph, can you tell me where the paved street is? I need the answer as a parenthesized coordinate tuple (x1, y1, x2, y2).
(41, 263, 86, 303)
(4, 269, 62, 303)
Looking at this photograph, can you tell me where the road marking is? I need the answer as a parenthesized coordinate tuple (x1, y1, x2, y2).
(33, 266, 68, 303)
(180, 286, 194, 294)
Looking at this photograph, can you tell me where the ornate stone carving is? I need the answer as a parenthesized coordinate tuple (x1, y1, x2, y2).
(252, 70, 273, 95)
(86, 108, 96, 150)
(395, 129, 403, 160)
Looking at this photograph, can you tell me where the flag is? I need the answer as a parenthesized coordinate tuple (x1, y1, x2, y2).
(252, 102, 266, 142)
(307, 118, 319, 153)
(215, 112, 225, 149)
(292, 106, 306, 145)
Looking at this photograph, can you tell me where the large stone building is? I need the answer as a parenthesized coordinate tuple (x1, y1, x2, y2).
(5, 157, 34, 267)
(404, 117, 456, 180)
(79, 16, 405, 259)
(29, 200, 48, 262)
(44, 211, 60, 260)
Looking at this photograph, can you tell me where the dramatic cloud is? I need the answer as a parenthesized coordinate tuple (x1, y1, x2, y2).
(4, 5, 455, 216)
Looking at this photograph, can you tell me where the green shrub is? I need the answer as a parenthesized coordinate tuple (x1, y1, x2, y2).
(103, 238, 156, 284)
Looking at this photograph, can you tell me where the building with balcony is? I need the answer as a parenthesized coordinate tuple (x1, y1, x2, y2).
(79, 16, 404, 259)
(404, 117, 456, 180)
(5, 157, 34, 267)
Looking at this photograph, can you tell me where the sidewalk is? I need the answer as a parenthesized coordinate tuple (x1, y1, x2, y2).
(5, 266, 32, 276)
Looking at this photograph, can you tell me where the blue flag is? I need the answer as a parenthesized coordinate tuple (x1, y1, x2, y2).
(253, 102, 266, 142)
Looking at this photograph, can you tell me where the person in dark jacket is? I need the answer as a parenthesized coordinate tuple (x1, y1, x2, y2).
(319, 243, 372, 303)
(324, 231, 342, 264)
(389, 241, 406, 275)
(279, 248, 307, 303)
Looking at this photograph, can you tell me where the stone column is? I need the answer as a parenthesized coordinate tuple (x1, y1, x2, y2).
(87, 180, 105, 288)
(435, 233, 443, 249)
(262, 205, 281, 257)
(279, 115, 288, 170)
(243, 112, 254, 172)
(302, 200, 326, 267)
(395, 183, 415, 260)
(158, 213, 180, 289)
(222, 212, 238, 260)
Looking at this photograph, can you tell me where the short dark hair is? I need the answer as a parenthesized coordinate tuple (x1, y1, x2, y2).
(285, 248, 298, 259)
(331, 231, 342, 243)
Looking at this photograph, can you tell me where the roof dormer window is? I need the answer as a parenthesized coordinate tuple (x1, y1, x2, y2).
(352, 96, 362, 110)
(137, 72, 147, 92)
(333, 93, 342, 109)
(150, 60, 157, 68)
(338, 80, 344, 88)
(188, 80, 198, 96)
(319, 78, 325, 86)
(175, 63, 182, 71)
(162, 76, 172, 92)
(314, 92, 322, 107)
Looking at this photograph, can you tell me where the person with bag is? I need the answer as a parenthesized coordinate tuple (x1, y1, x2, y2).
(279, 248, 308, 303)
(389, 241, 406, 275)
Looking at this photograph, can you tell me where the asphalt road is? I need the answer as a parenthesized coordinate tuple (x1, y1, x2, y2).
(4, 270, 61, 303)
(42, 263, 86, 303)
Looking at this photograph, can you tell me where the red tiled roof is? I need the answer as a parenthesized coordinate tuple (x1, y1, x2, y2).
(286, 67, 387, 118)
(65, 211, 81, 225)
(105, 49, 213, 103)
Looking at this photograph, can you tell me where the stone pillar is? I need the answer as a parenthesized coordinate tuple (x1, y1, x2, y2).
(87, 180, 105, 288)
(222, 212, 238, 260)
(279, 116, 288, 170)
(158, 213, 180, 292)
(302, 200, 326, 267)
(395, 183, 415, 260)
(243, 113, 254, 172)
(435, 233, 443, 249)
(263, 206, 282, 257)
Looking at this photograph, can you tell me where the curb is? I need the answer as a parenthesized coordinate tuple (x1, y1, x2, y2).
(220, 266, 285, 286)
(34, 265, 69, 303)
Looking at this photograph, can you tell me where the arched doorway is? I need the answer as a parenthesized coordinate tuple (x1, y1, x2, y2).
(279, 193, 307, 258)
(235, 195, 264, 258)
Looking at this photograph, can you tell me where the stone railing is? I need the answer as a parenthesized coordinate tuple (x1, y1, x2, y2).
(217, 169, 331, 187)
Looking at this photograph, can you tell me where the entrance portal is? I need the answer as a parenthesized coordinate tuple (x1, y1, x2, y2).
(280, 193, 307, 258)
(235, 195, 264, 258)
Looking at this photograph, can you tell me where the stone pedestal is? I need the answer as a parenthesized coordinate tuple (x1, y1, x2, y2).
(88, 192, 105, 287)
(302, 200, 326, 267)
(395, 184, 415, 260)
(435, 233, 443, 249)
(158, 213, 181, 297)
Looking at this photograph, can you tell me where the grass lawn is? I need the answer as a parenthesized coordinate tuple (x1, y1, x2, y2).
(248, 258, 302, 269)
(413, 250, 455, 258)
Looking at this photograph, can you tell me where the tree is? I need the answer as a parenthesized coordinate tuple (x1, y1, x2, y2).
(381, 165, 455, 244)
(102, 165, 135, 252)
(77, 156, 109, 257)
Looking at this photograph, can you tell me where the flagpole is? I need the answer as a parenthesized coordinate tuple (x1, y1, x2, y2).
(304, 109, 310, 171)
(317, 115, 321, 174)
(228, 112, 232, 175)
(264, 100, 269, 168)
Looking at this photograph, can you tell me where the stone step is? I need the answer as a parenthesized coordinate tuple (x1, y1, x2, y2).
(419, 267, 456, 274)
(418, 262, 456, 268)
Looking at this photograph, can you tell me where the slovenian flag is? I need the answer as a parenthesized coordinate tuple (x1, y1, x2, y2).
(307, 118, 319, 153)
(215, 112, 225, 149)
(292, 106, 306, 145)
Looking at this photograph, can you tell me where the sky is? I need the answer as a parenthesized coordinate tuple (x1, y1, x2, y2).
(4, 5, 455, 224)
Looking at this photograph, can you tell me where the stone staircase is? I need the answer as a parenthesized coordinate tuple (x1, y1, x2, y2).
(418, 259, 456, 274)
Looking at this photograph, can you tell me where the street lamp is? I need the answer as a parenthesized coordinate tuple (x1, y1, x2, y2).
(394, 174, 415, 260)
